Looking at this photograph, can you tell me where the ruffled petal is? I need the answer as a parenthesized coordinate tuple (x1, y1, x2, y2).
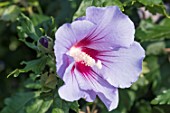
(57, 54, 73, 78)
(71, 63, 119, 111)
(95, 42, 145, 88)
(83, 90, 96, 102)
(54, 20, 95, 52)
(54, 20, 95, 77)
(74, 16, 86, 21)
(97, 89, 118, 111)
(85, 72, 118, 111)
(59, 63, 96, 102)
(85, 6, 135, 48)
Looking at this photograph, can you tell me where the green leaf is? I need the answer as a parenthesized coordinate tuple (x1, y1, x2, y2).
(26, 98, 53, 113)
(116, 89, 136, 113)
(73, 0, 90, 20)
(146, 41, 166, 55)
(19, 37, 38, 50)
(131, 75, 149, 91)
(160, 18, 170, 25)
(134, 100, 152, 113)
(17, 15, 56, 51)
(156, 56, 170, 93)
(137, 0, 162, 6)
(52, 108, 64, 113)
(130, 75, 149, 99)
(152, 106, 166, 113)
(44, 74, 57, 89)
(0, 5, 21, 21)
(142, 61, 150, 74)
(69, 101, 79, 112)
(146, 4, 170, 18)
(17, 14, 39, 41)
(0, 92, 40, 113)
(53, 93, 79, 113)
(151, 89, 170, 105)
(24, 74, 42, 89)
(31, 14, 50, 26)
(144, 56, 161, 92)
(36, 17, 57, 38)
(136, 19, 170, 41)
(145, 55, 170, 94)
(73, 0, 124, 20)
(21, 56, 48, 74)
(102, 0, 124, 11)
(123, 0, 170, 18)
(41, 73, 57, 92)
(25, 82, 42, 89)
(7, 56, 48, 78)
(0, 1, 10, 7)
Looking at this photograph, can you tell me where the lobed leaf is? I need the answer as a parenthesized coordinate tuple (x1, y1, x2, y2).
(7, 56, 49, 78)
(136, 19, 170, 41)
(0, 92, 40, 113)
(26, 98, 53, 113)
(137, 0, 162, 6)
(53, 93, 79, 113)
(17, 14, 39, 41)
(146, 41, 166, 55)
(151, 89, 170, 105)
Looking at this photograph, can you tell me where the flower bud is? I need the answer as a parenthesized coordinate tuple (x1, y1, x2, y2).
(39, 36, 49, 48)
(38, 36, 53, 53)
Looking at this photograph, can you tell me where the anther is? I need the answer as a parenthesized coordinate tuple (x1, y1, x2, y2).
(69, 46, 102, 69)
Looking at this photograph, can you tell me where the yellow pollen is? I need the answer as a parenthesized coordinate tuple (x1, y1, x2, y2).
(69, 47, 102, 69)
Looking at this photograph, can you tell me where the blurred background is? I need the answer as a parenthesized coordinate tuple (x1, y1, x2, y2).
(0, 0, 170, 113)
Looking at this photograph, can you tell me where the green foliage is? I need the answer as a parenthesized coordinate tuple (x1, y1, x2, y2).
(21, 56, 48, 74)
(115, 90, 136, 113)
(0, 5, 21, 22)
(146, 41, 166, 55)
(41, 73, 57, 92)
(26, 98, 53, 113)
(151, 89, 170, 105)
(7, 56, 49, 77)
(52, 108, 64, 113)
(53, 94, 79, 113)
(73, 0, 124, 19)
(17, 14, 39, 41)
(0, 92, 40, 113)
(138, 0, 162, 5)
(136, 19, 170, 42)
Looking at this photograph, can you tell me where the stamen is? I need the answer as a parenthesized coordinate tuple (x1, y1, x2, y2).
(69, 46, 102, 69)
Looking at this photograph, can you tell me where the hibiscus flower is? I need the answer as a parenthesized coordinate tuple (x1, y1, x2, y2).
(54, 6, 145, 111)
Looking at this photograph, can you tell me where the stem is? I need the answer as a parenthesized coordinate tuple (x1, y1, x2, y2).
(91, 0, 95, 6)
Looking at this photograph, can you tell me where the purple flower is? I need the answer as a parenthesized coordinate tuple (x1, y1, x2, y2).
(54, 6, 145, 111)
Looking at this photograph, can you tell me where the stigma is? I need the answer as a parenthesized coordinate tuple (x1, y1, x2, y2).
(69, 46, 102, 69)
